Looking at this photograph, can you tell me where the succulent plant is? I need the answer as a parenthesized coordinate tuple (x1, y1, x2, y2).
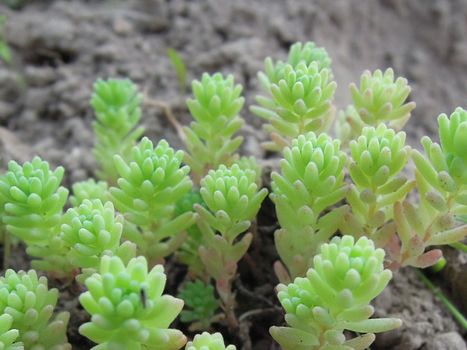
(178, 280, 219, 330)
(271, 132, 349, 280)
(184, 73, 245, 182)
(270, 236, 401, 350)
(110, 137, 196, 261)
(0, 269, 71, 349)
(91, 78, 145, 184)
(185, 332, 235, 350)
(344, 124, 415, 245)
(337, 68, 415, 145)
(79, 255, 186, 350)
(0, 157, 72, 275)
(387, 107, 467, 269)
(69, 179, 109, 207)
(252, 61, 336, 150)
(196, 164, 267, 327)
(0, 314, 22, 350)
(61, 199, 135, 282)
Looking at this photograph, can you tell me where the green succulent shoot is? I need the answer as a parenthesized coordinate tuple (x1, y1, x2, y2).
(252, 62, 336, 151)
(0, 157, 72, 275)
(388, 107, 467, 269)
(251, 42, 335, 151)
(178, 280, 219, 330)
(184, 73, 245, 182)
(196, 164, 267, 327)
(271, 132, 349, 280)
(337, 68, 416, 145)
(91, 78, 145, 184)
(69, 179, 109, 207)
(185, 332, 235, 350)
(0, 269, 71, 349)
(344, 124, 415, 246)
(79, 255, 186, 350)
(61, 199, 136, 283)
(110, 137, 196, 262)
(0, 314, 22, 350)
(270, 236, 401, 350)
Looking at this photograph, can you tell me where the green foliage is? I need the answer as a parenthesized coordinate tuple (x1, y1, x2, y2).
(175, 190, 206, 278)
(251, 41, 336, 150)
(185, 332, 235, 350)
(167, 48, 188, 94)
(0, 269, 71, 349)
(0, 157, 72, 275)
(79, 255, 186, 350)
(61, 199, 135, 282)
(270, 236, 401, 350)
(91, 78, 145, 184)
(178, 280, 219, 329)
(196, 164, 267, 305)
(184, 73, 245, 181)
(337, 68, 415, 145)
(387, 107, 467, 269)
(110, 137, 196, 260)
(0, 314, 21, 350)
(344, 124, 414, 244)
(0, 16, 11, 64)
(69, 179, 109, 207)
(271, 132, 348, 279)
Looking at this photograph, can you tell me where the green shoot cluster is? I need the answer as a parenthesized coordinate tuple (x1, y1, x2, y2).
(185, 332, 235, 350)
(0, 157, 72, 275)
(271, 236, 401, 350)
(70, 179, 109, 207)
(271, 132, 348, 280)
(184, 73, 245, 182)
(0, 270, 70, 349)
(110, 137, 196, 261)
(251, 42, 336, 150)
(178, 280, 219, 330)
(196, 164, 267, 325)
(79, 255, 186, 350)
(388, 107, 467, 268)
(337, 68, 416, 145)
(344, 124, 414, 246)
(91, 79, 145, 184)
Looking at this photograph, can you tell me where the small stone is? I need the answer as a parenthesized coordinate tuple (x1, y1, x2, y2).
(425, 332, 466, 350)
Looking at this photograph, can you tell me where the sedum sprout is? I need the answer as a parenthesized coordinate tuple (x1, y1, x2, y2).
(178, 280, 219, 330)
(0, 270, 71, 349)
(0, 314, 22, 350)
(69, 179, 109, 207)
(345, 124, 415, 245)
(61, 199, 135, 283)
(79, 255, 186, 350)
(91, 78, 145, 184)
(252, 61, 336, 150)
(0, 157, 72, 275)
(388, 107, 467, 269)
(270, 236, 401, 350)
(184, 73, 245, 182)
(271, 132, 348, 280)
(337, 68, 415, 145)
(185, 332, 235, 350)
(196, 164, 267, 328)
(110, 137, 196, 261)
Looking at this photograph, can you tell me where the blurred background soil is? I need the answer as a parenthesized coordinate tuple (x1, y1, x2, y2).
(0, 0, 466, 349)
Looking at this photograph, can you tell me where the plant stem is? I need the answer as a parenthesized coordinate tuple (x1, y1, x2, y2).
(415, 268, 467, 329)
